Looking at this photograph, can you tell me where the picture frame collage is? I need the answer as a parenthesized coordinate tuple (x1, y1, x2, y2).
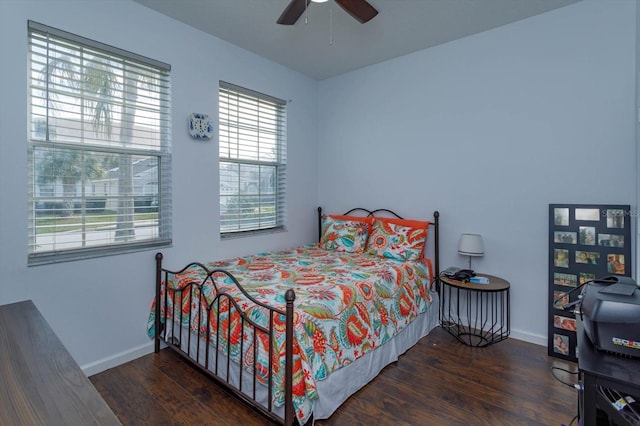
(548, 204, 631, 362)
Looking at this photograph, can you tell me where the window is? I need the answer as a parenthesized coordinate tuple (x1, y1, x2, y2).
(28, 21, 172, 264)
(219, 82, 287, 236)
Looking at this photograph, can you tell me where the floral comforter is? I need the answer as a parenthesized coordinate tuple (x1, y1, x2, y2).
(147, 244, 434, 424)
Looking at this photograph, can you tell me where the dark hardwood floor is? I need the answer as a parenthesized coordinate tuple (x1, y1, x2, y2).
(90, 327, 578, 425)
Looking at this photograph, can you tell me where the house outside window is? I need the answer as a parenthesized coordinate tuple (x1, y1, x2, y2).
(28, 21, 172, 264)
(219, 82, 287, 236)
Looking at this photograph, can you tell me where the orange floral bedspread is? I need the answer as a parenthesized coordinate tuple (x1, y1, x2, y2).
(148, 244, 434, 424)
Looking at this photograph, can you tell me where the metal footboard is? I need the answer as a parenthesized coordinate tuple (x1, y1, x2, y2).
(154, 252, 295, 425)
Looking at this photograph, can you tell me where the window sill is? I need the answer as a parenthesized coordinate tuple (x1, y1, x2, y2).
(220, 226, 286, 240)
(28, 239, 172, 266)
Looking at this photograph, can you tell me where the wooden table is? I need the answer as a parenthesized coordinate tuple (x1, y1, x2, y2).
(439, 273, 510, 347)
(0, 300, 121, 425)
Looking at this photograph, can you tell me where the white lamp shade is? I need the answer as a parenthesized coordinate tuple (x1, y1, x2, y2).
(458, 233, 484, 257)
(311, 0, 329, 2)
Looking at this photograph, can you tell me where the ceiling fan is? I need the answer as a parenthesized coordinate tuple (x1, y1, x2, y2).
(277, 0, 378, 25)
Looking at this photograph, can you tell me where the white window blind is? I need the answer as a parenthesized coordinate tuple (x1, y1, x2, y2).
(219, 82, 287, 236)
(28, 21, 172, 264)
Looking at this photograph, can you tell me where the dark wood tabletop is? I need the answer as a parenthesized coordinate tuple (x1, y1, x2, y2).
(0, 300, 121, 425)
(440, 273, 510, 292)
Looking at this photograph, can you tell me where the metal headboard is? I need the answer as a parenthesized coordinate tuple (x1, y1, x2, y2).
(316, 206, 440, 283)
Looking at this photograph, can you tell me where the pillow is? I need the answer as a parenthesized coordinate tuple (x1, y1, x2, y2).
(365, 218, 429, 262)
(373, 216, 430, 231)
(319, 215, 372, 253)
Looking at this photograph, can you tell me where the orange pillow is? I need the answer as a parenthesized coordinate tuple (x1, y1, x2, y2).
(366, 217, 430, 261)
(373, 217, 430, 231)
(329, 215, 375, 250)
(319, 215, 372, 253)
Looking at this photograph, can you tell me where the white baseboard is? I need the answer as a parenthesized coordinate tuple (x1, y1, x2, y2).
(81, 328, 548, 378)
(81, 341, 156, 377)
(509, 328, 546, 346)
(442, 315, 547, 347)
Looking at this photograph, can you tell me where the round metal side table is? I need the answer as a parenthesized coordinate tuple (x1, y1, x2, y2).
(439, 273, 510, 347)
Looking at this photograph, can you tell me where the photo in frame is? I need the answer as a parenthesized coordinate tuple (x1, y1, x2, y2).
(548, 204, 631, 362)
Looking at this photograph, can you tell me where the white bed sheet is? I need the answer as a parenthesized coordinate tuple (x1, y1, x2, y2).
(162, 291, 439, 421)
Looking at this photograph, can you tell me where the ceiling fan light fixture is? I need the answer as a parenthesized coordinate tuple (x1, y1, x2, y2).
(278, 0, 378, 25)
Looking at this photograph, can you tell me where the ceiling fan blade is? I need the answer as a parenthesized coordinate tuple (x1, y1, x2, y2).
(277, 0, 310, 25)
(335, 0, 378, 23)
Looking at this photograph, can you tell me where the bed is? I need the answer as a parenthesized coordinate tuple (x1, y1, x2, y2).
(148, 207, 440, 425)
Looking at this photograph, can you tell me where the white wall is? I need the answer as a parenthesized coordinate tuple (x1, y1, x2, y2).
(0, 0, 636, 374)
(0, 0, 318, 373)
(317, 0, 637, 344)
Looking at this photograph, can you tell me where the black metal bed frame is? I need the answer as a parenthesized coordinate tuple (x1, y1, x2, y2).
(154, 207, 440, 426)
(319, 207, 440, 289)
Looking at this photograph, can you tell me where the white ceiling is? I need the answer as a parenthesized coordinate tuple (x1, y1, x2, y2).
(133, 0, 582, 80)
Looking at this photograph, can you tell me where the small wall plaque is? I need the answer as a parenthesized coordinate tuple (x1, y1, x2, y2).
(188, 113, 213, 140)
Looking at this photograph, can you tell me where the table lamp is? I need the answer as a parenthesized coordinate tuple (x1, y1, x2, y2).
(458, 233, 484, 269)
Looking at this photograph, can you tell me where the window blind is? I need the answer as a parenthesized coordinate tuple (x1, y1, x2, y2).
(219, 82, 287, 235)
(27, 21, 172, 264)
